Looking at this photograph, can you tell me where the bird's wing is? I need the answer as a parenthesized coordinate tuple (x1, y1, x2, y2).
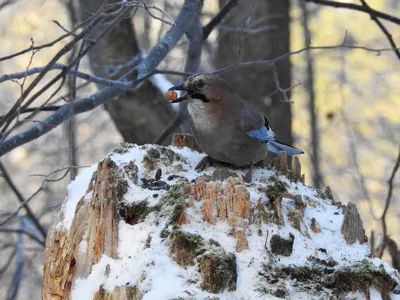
(240, 103, 276, 142)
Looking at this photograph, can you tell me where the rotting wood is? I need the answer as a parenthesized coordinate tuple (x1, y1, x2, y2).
(341, 202, 367, 245)
(42, 158, 137, 299)
(172, 133, 202, 152)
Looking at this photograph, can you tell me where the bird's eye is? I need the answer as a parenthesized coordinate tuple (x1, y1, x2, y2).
(196, 80, 205, 89)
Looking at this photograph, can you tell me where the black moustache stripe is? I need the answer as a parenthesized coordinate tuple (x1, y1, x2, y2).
(192, 93, 209, 103)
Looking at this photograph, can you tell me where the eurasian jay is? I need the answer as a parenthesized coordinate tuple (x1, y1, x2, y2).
(168, 74, 303, 175)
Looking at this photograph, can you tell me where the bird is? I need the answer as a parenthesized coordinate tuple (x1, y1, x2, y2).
(168, 73, 303, 179)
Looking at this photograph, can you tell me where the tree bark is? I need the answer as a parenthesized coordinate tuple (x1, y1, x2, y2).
(216, 0, 293, 145)
(76, 0, 175, 144)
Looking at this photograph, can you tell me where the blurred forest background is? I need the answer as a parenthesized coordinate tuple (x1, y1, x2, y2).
(0, 0, 399, 299)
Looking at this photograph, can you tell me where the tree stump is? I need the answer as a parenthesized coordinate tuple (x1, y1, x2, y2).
(42, 134, 400, 300)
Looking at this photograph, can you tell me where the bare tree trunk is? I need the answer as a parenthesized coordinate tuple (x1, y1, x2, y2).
(300, 1, 323, 188)
(216, 0, 293, 145)
(75, 0, 175, 144)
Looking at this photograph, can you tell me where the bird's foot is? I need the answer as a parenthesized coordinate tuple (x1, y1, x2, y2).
(195, 156, 216, 172)
(254, 159, 265, 168)
(242, 162, 253, 183)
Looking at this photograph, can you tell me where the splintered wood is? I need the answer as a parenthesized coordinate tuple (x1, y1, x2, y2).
(42, 158, 136, 300)
(171, 133, 202, 152)
(271, 151, 305, 184)
(190, 176, 250, 252)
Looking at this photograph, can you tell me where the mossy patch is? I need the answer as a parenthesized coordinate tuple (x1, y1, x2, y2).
(106, 159, 128, 202)
(211, 169, 239, 181)
(315, 189, 327, 200)
(199, 248, 237, 293)
(142, 146, 187, 171)
(122, 161, 138, 184)
(258, 260, 398, 299)
(270, 233, 295, 256)
(168, 229, 238, 293)
(158, 182, 190, 237)
(259, 175, 289, 199)
(329, 261, 396, 299)
(112, 142, 134, 154)
(118, 200, 151, 225)
(170, 230, 205, 266)
(159, 182, 190, 207)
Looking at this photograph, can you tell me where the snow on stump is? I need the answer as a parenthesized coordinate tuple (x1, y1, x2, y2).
(42, 135, 400, 300)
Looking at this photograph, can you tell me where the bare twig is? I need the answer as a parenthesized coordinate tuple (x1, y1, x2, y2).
(0, 229, 45, 247)
(0, 4, 134, 137)
(271, 63, 299, 103)
(153, 109, 186, 144)
(0, 162, 47, 239)
(212, 42, 400, 75)
(380, 146, 400, 249)
(0, 63, 135, 87)
(0, 0, 203, 156)
(141, 2, 175, 27)
(0, 166, 86, 228)
(304, 0, 400, 25)
(217, 24, 277, 34)
(202, 0, 238, 40)
(0, 19, 84, 62)
(359, 0, 400, 61)
(0, 249, 16, 278)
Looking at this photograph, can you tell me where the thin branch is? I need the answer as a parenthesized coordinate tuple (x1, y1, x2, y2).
(381, 146, 400, 246)
(0, 3, 134, 137)
(0, 106, 61, 119)
(359, 0, 400, 61)
(0, 0, 18, 10)
(271, 63, 300, 103)
(0, 16, 103, 134)
(136, 0, 203, 79)
(141, 2, 175, 27)
(0, 249, 16, 278)
(211, 42, 400, 75)
(0, 63, 133, 88)
(0, 0, 204, 156)
(0, 166, 86, 227)
(0, 20, 83, 62)
(217, 24, 277, 34)
(0, 162, 47, 239)
(202, 0, 238, 40)
(304, 0, 400, 25)
(0, 229, 45, 247)
(153, 109, 186, 144)
(0, 183, 43, 228)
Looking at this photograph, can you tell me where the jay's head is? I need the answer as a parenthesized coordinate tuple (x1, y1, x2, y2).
(168, 74, 232, 105)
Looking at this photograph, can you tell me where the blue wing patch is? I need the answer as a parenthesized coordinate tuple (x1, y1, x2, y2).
(248, 126, 269, 142)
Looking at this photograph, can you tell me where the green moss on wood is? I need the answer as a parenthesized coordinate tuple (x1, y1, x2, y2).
(112, 142, 134, 154)
(118, 200, 151, 225)
(199, 249, 237, 293)
(270, 233, 295, 256)
(122, 161, 138, 184)
(170, 230, 205, 266)
(258, 260, 397, 299)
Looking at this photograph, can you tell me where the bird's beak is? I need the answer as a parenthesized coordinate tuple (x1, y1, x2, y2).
(168, 83, 191, 103)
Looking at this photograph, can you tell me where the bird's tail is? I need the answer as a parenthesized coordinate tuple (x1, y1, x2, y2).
(268, 140, 304, 156)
